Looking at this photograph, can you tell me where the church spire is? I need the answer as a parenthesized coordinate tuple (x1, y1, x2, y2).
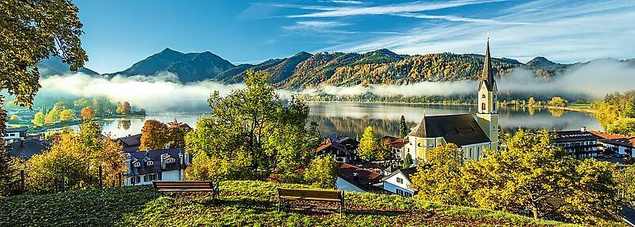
(481, 38, 495, 91)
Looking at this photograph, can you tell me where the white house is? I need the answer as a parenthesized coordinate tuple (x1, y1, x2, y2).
(599, 137, 635, 158)
(382, 167, 417, 197)
(4, 127, 27, 141)
(124, 148, 191, 186)
(403, 40, 498, 165)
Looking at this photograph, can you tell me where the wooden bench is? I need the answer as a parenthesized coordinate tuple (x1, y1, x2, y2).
(277, 188, 345, 214)
(152, 181, 219, 199)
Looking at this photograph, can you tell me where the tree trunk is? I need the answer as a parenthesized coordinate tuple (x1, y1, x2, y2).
(532, 207, 539, 219)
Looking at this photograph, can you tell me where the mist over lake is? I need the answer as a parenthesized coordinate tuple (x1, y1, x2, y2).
(101, 102, 601, 139)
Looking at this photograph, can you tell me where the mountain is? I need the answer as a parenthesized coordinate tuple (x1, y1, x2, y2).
(38, 56, 99, 77)
(113, 48, 581, 89)
(110, 48, 235, 83)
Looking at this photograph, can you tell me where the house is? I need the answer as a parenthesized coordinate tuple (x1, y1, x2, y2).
(124, 148, 191, 186)
(7, 139, 48, 159)
(382, 167, 417, 197)
(599, 137, 635, 158)
(403, 40, 498, 164)
(168, 118, 193, 132)
(325, 134, 359, 152)
(316, 136, 359, 163)
(553, 127, 628, 158)
(381, 136, 408, 160)
(116, 134, 141, 153)
(4, 127, 28, 142)
(336, 163, 383, 193)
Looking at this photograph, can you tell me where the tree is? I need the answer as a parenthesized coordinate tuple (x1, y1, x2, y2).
(528, 97, 536, 107)
(186, 70, 320, 181)
(399, 115, 408, 138)
(606, 117, 635, 136)
(185, 152, 225, 182)
(139, 120, 169, 151)
(410, 144, 465, 205)
(121, 101, 132, 115)
(462, 129, 572, 219)
(304, 155, 338, 189)
(31, 111, 45, 127)
(8, 115, 19, 123)
(614, 166, 635, 207)
(165, 119, 190, 149)
(548, 96, 568, 107)
(0, 146, 11, 196)
(59, 109, 75, 122)
(403, 153, 413, 168)
(621, 96, 635, 118)
(25, 122, 123, 193)
(561, 159, 620, 224)
(1, 0, 87, 108)
(358, 126, 378, 161)
(80, 106, 95, 120)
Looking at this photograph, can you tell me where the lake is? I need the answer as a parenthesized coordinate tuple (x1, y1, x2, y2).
(101, 102, 602, 138)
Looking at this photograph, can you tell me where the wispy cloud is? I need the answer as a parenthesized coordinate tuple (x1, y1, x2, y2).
(320, 0, 635, 63)
(283, 0, 504, 18)
(282, 21, 353, 34)
(328, 0, 363, 4)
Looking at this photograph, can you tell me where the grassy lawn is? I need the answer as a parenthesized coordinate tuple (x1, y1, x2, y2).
(0, 180, 576, 226)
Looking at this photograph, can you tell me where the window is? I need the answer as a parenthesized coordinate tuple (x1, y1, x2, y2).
(396, 177, 404, 184)
(396, 188, 404, 196)
(144, 174, 157, 182)
(481, 94, 486, 98)
(166, 158, 176, 163)
(404, 192, 413, 197)
(147, 161, 153, 166)
(481, 103, 486, 111)
(493, 102, 496, 112)
(417, 143, 422, 147)
(133, 162, 141, 167)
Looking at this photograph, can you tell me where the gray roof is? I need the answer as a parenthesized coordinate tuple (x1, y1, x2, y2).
(408, 114, 491, 146)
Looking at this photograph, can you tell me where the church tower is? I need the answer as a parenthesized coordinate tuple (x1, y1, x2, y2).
(476, 38, 499, 152)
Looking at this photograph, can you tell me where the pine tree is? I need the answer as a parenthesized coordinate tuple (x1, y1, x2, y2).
(399, 115, 408, 138)
(403, 153, 413, 168)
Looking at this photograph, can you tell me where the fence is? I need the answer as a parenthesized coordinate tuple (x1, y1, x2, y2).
(8, 165, 126, 196)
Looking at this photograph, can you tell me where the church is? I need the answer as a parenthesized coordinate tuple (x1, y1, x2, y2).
(403, 40, 499, 164)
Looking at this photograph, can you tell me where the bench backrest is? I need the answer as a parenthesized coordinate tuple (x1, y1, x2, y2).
(153, 181, 215, 189)
(278, 188, 342, 200)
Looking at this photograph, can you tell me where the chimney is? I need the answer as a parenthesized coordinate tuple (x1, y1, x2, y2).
(161, 153, 168, 169)
(179, 151, 184, 166)
(125, 153, 132, 174)
(581, 126, 587, 132)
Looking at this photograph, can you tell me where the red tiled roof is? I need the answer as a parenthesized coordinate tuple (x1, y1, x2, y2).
(381, 136, 408, 149)
(589, 131, 628, 140)
(338, 163, 382, 189)
(315, 139, 351, 155)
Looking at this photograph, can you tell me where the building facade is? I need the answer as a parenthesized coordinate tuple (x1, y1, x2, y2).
(403, 40, 498, 164)
(124, 148, 191, 186)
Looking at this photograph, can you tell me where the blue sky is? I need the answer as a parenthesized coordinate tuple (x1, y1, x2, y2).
(75, 0, 635, 74)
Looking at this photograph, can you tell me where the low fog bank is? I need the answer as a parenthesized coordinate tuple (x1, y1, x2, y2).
(307, 59, 635, 99)
(33, 59, 634, 112)
(38, 72, 244, 112)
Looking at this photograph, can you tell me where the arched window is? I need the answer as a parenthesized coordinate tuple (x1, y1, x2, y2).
(481, 103, 486, 111)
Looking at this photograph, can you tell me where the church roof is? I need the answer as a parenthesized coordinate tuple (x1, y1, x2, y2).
(478, 39, 497, 92)
(408, 114, 491, 146)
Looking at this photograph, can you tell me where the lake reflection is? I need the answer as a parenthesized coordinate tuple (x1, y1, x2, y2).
(101, 102, 602, 138)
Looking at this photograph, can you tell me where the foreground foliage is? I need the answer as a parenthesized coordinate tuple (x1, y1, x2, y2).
(186, 70, 321, 181)
(411, 129, 625, 225)
(0, 180, 576, 226)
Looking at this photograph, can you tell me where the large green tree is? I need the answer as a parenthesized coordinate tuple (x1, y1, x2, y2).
(410, 143, 465, 205)
(303, 155, 338, 189)
(462, 130, 571, 219)
(186, 70, 320, 181)
(1, 0, 87, 107)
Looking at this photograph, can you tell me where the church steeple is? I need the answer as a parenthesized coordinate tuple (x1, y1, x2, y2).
(480, 38, 496, 92)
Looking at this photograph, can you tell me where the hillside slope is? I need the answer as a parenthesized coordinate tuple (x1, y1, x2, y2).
(0, 180, 573, 226)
